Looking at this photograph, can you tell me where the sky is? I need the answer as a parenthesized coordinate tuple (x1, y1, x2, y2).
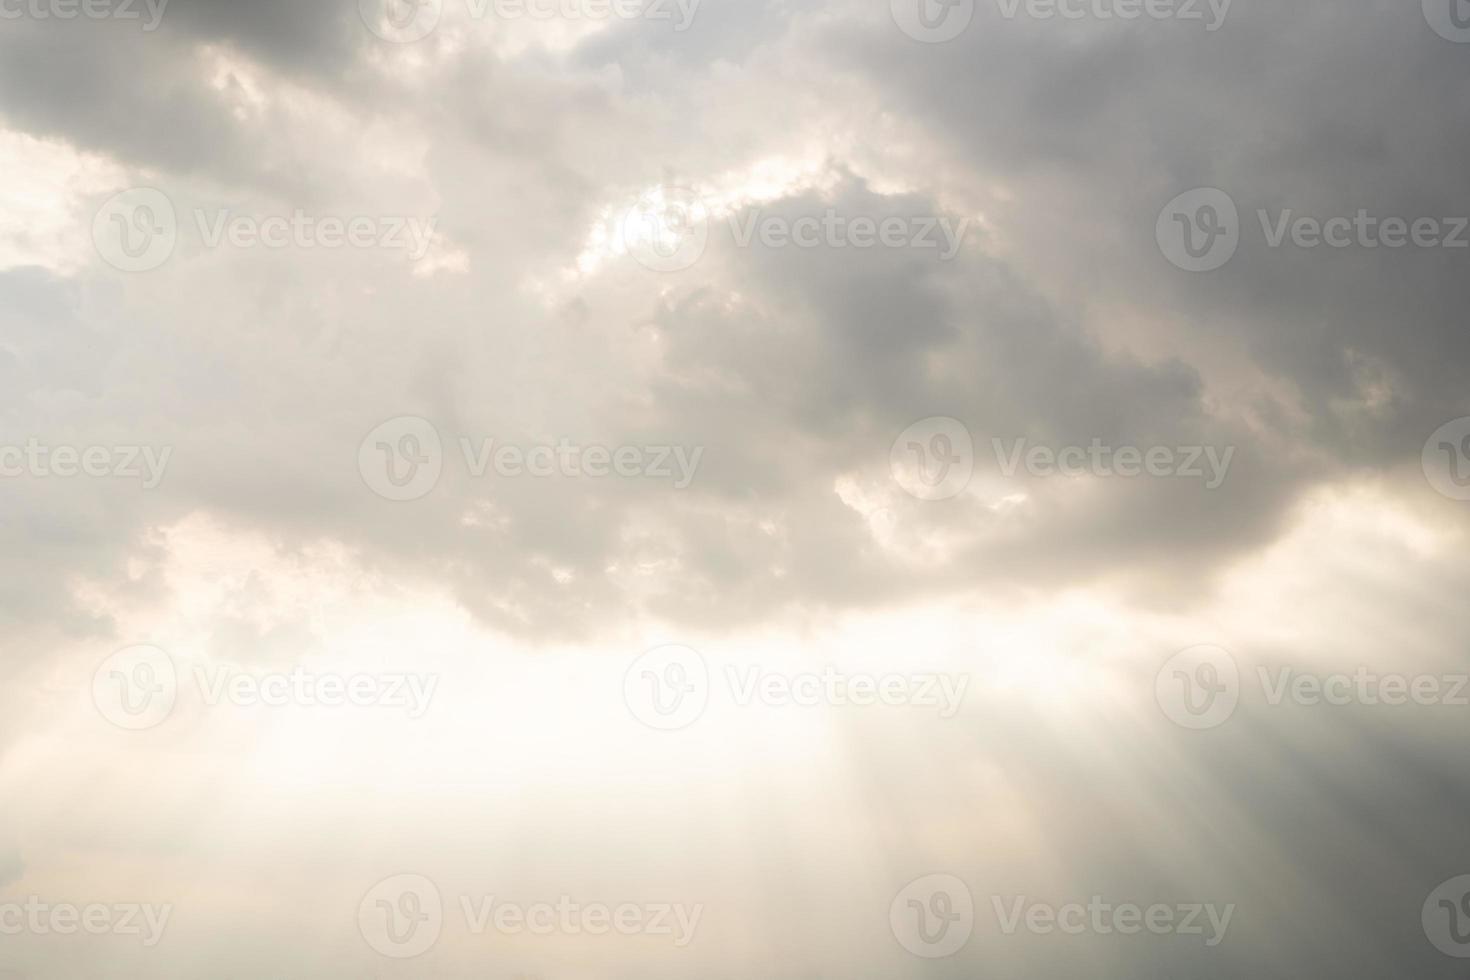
(2, 0, 1470, 976)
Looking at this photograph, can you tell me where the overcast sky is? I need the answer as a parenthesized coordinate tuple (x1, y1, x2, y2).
(2, 0, 1470, 976)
